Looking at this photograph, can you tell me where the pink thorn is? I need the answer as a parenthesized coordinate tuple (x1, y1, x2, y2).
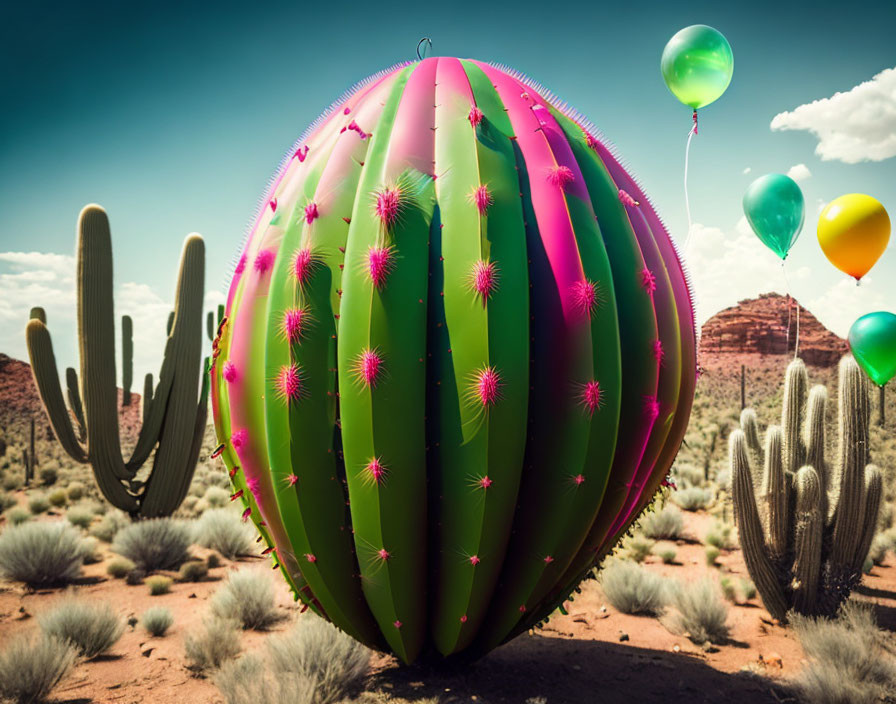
(262, 546, 275, 555)
(472, 184, 493, 215)
(547, 165, 575, 189)
(367, 246, 395, 289)
(254, 249, 275, 274)
(378, 548, 391, 561)
(270, 197, 278, 213)
(241, 507, 252, 522)
(353, 349, 383, 388)
(581, 380, 603, 415)
(475, 366, 501, 407)
(478, 476, 493, 490)
(544, 555, 554, 564)
(518, 604, 527, 613)
(347, 120, 368, 139)
(374, 187, 402, 228)
(468, 105, 484, 127)
(293, 247, 315, 286)
(304, 202, 320, 224)
(231, 429, 248, 450)
(469, 555, 481, 566)
(618, 189, 640, 207)
(305, 553, 317, 563)
(365, 457, 387, 485)
(344, 107, 351, 115)
(247, 476, 261, 500)
(393, 620, 402, 629)
(294, 145, 309, 162)
(276, 363, 304, 402)
(222, 361, 237, 383)
(471, 260, 499, 303)
(661, 476, 677, 490)
(460, 615, 468, 624)
(584, 131, 599, 150)
(287, 474, 299, 487)
(640, 267, 657, 294)
(652, 340, 664, 364)
(571, 280, 599, 318)
(230, 489, 243, 501)
(643, 395, 660, 420)
(282, 307, 308, 344)
(574, 474, 586, 486)
(234, 254, 247, 276)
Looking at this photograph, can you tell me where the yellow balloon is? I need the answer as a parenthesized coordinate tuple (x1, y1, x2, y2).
(817, 194, 890, 281)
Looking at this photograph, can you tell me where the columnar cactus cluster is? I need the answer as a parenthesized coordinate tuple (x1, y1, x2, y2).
(212, 57, 697, 662)
(26, 205, 209, 518)
(730, 356, 882, 620)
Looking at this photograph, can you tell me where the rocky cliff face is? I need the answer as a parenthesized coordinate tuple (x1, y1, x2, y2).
(700, 293, 847, 367)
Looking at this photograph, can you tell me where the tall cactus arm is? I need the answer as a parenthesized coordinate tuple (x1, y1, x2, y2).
(65, 367, 86, 442)
(25, 319, 87, 463)
(731, 431, 788, 621)
(831, 356, 871, 569)
(740, 408, 763, 487)
(804, 385, 828, 520)
(781, 359, 808, 475)
(121, 315, 133, 406)
(762, 426, 789, 560)
(142, 373, 153, 426)
(206, 311, 215, 342)
(792, 466, 823, 615)
(852, 465, 882, 577)
(29, 307, 46, 324)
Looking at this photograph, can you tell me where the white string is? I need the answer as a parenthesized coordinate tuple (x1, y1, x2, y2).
(682, 118, 698, 251)
(781, 260, 800, 359)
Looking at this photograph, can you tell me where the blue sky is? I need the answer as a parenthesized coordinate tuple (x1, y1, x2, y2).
(1, 0, 894, 380)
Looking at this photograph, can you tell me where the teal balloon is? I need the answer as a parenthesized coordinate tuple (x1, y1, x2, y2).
(661, 25, 734, 110)
(848, 312, 896, 387)
(743, 174, 805, 260)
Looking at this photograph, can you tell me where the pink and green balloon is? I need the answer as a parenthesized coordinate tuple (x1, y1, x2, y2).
(849, 312, 896, 387)
(743, 174, 806, 260)
(661, 25, 734, 109)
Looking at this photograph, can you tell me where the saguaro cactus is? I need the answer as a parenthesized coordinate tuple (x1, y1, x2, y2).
(211, 58, 697, 662)
(730, 356, 882, 620)
(26, 204, 208, 518)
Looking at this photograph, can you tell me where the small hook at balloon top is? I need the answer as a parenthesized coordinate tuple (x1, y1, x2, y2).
(416, 37, 432, 60)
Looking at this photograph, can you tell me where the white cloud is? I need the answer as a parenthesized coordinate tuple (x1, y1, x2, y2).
(786, 163, 812, 182)
(806, 275, 889, 339)
(742, 167, 752, 175)
(771, 67, 896, 163)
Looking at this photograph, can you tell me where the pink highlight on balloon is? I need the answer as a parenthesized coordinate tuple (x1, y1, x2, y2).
(304, 202, 320, 224)
(547, 165, 575, 189)
(470, 260, 499, 304)
(222, 361, 237, 383)
(374, 187, 402, 229)
(471, 184, 493, 215)
(366, 246, 396, 289)
(254, 249, 275, 274)
(468, 105, 484, 127)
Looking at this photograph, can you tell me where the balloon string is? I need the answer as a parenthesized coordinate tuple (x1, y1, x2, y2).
(682, 110, 698, 251)
(782, 260, 800, 359)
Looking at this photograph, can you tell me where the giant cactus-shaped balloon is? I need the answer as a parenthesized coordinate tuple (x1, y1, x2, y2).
(212, 58, 696, 662)
(26, 205, 209, 518)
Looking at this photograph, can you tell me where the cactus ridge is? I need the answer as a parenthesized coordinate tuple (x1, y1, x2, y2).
(730, 356, 884, 620)
(211, 58, 696, 663)
(26, 205, 208, 517)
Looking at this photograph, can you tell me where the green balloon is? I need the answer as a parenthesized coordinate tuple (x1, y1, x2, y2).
(743, 174, 805, 260)
(661, 25, 734, 109)
(848, 312, 896, 387)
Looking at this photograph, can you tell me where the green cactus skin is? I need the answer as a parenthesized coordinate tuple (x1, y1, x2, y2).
(25, 204, 208, 518)
(122, 315, 133, 406)
(731, 356, 884, 620)
(212, 58, 696, 663)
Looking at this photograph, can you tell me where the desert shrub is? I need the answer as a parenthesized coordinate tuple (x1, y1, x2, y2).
(0, 522, 83, 586)
(126, 568, 146, 585)
(89, 511, 129, 542)
(39, 598, 124, 658)
(179, 560, 209, 582)
(673, 462, 704, 488)
(28, 493, 50, 514)
(194, 509, 255, 559)
(39, 466, 58, 486)
(5, 506, 30, 525)
(705, 545, 720, 566)
(211, 569, 280, 630)
(740, 579, 757, 600)
(66, 506, 94, 529)
(147, 575, 173, 595)
(638, 505, 684, 540)
(625, 534, 655, 563)
(106, 556, 136, 579)
(665, 578, 730, 645)
(792, 601, 896, 704)
(656, 544, 677, 564)
(863, 557, 874, 575)
(47, 488, 68, 508)
(207, 552, 222, 569)
(78, 537, 101, 564)
(185, 617, 242, 673)
(0, 490, 16, 512)
(2, 474, 21, 491)
(66, 482, 86, 501)
(203, 486, 230, 509)
(142, 607, 174, 637)
(869, 534, 889, 565)
(0, 634, 77, 704)
(720, 577, 737, 602)
(112, 518, 191, 571)
(599, 559, 667, 616)
(671, 486, 711, 511)
(704, 521, 734, 550)
(214, 617, 370, 704)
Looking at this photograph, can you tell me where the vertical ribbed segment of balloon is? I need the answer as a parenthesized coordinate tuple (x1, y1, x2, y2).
(468, 61, 598, 650)
(336, 60, 434, 664)
(428, 58, 530, 656)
